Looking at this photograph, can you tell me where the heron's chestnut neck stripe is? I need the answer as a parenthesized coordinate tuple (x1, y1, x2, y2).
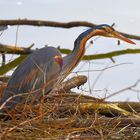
(64, 29, 96, 75)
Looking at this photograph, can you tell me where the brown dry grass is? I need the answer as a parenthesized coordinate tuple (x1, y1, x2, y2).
(0, 92, 140, 140)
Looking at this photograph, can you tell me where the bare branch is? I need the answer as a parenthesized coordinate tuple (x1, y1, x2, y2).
(105, 79, 140, 100)
(0, 43, 140, 61)
(0, 43, 33, 55)
(0, 19, 97, 28)
(83, 49, 140, 60)
(0, 19, 139, 40)
(52, 75, 87, 93)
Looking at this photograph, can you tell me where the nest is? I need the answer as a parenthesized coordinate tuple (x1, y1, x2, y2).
(1, 76, 140, 139)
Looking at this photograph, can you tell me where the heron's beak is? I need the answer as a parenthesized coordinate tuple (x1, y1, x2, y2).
(112, 31, 136, 45)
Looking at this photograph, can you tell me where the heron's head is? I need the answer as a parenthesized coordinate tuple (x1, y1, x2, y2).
(95, 24, 136, 44)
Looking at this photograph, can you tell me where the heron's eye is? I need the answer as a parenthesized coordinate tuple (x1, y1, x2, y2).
(103, 26, 114, 33)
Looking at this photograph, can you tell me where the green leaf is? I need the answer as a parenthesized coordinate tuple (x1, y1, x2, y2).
(0, 55, 27, 75)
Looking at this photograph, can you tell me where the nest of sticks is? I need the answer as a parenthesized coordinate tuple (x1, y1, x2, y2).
(1, 75, 140, 139)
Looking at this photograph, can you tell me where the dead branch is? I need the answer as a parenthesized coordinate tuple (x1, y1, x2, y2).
(45, 116, 140, 128)
(114, 102, 140, 113)
(46, 93, 140, 113)
(83, 49, 140, 60)
(0, 43, 33, 55)
(105, 79, 140, 100)
(55, 102, 136, 117)
(0, 19, 139, 40)
(0, 43, 140, 61)
(52, 75, 87, 93)
(0, 19, 97, 28)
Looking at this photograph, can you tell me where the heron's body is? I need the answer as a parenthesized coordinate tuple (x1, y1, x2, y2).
(0, 24, 135, 113)
(0, 47, 62, 111)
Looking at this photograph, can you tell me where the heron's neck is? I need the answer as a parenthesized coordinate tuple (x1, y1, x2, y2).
(62, 28, 96, 75)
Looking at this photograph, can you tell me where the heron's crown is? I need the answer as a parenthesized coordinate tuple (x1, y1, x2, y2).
(95, 24, 115, 32)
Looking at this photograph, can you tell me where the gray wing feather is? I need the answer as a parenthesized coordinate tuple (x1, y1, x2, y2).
(0, 46, 62, 111)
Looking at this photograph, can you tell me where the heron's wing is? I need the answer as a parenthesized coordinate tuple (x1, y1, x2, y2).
(0, 47, 62, 111)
